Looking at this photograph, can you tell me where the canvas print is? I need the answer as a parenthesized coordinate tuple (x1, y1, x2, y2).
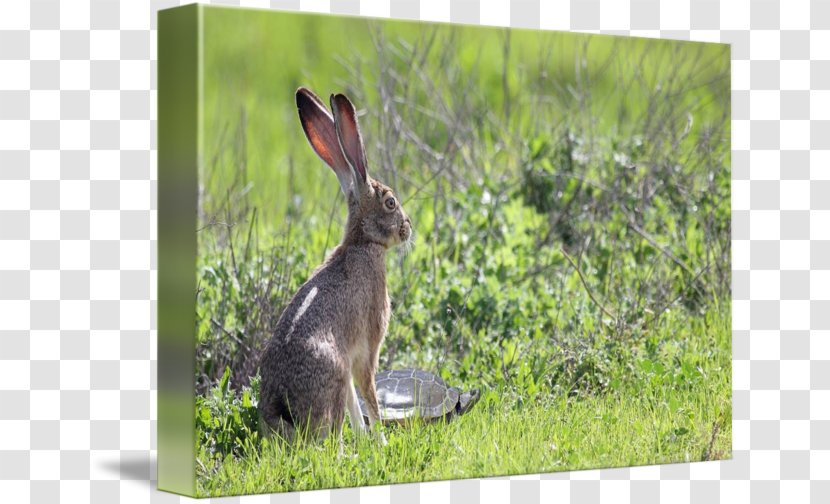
(158, 4, 731, 497)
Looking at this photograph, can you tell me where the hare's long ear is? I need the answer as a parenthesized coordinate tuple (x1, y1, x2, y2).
(330, 93, 369, 191)
(296, 87, 353, 196)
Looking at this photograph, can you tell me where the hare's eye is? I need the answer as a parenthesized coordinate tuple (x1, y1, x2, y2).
(385, 197, 396, 210)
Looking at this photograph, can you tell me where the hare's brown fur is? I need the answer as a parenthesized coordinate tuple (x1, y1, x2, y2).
(258, 89, 410, 444)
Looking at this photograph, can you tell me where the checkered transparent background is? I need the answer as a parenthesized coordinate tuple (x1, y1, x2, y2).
(0, 0, 827, 502)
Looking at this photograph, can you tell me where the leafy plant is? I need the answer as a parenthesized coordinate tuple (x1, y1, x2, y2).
(196, 367, 261, 462)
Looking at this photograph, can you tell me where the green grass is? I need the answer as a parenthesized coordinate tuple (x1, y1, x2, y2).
(197, 307, 730, 496)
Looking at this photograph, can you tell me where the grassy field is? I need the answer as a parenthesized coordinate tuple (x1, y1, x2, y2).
(198, 308, 730, 496)
(193, 6, 731, 497)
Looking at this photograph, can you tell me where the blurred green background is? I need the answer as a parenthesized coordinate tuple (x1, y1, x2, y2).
(193, 6, 731, 493)
(200, 8, 729, 231)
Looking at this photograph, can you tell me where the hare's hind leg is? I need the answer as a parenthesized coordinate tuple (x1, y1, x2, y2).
(307, 368, 349, 447)
(306, 373, 348, 444)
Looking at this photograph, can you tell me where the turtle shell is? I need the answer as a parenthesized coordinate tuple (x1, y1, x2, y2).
(363, 369, 459, 423)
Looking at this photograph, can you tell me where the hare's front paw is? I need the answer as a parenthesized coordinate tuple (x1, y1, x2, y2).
(376, 430, 388, 446)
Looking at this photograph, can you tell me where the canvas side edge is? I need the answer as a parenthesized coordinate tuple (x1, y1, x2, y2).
(157, 3, 200, 497)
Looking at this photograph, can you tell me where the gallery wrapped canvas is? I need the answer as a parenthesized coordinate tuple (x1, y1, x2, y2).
(159, 4, 731, 497)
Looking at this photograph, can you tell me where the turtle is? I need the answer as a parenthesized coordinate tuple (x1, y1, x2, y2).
(355, 368, 481, 425)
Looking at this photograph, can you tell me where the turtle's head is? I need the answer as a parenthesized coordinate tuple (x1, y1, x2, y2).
(457, 389, 481, 415)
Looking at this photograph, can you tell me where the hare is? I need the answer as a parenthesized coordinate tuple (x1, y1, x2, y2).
(258, 88, 411, 446)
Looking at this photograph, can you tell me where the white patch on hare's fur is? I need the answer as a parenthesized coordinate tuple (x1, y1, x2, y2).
(293, 286, 318, 323)
(287, 286, 318, 338)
